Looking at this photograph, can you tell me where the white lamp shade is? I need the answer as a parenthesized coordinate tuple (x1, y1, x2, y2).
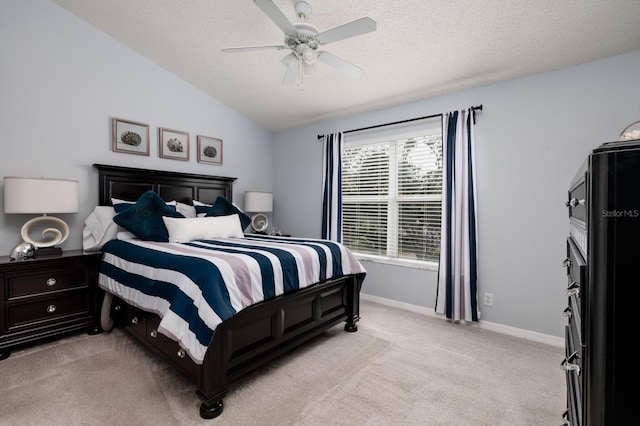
(4, 177, 79, 214)
(244, 191, 273, 213)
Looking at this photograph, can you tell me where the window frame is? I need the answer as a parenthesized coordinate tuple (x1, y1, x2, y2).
(341, 119, 443, 270)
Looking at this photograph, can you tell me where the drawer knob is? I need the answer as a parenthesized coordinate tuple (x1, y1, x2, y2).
(566, 197, 585, 207)
(177, 349, 186, 359)
(561, 352, 581, 374)
(567, 287, 580, 297)
(561, 361, 580, 374)
(562, 306, 572, 319)
(150, 330, 158, 338)
(561, 258, 571, 268)
(46, 278, 57, 287)
(114, 304, 122, 312)
(47, 304, 57, 313)
(131, 316, 138, 325)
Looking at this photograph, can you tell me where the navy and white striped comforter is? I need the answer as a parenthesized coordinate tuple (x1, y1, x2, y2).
(98, 235, 366, 364)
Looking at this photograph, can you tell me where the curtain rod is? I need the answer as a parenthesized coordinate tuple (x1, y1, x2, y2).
(317, 104, 483, 140)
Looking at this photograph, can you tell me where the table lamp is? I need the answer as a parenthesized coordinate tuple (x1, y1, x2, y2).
(4, 177, 79, 259)
(243, 191, 273, 233)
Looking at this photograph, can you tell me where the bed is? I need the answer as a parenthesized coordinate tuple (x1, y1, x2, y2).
(92, 164, 365, 419)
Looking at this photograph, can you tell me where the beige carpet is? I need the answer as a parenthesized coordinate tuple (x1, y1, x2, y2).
(0, 300, 564, 425)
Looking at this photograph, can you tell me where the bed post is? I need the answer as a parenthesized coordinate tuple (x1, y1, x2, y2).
(344, 275, 361, 332)
(196, 326, 230, 419)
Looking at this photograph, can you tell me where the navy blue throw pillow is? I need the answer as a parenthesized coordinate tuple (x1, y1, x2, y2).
(113, 190, 184, 241)
(193, 201, 212, 217)
(205, 196, 252, 230)
(113, 201, 135, 213)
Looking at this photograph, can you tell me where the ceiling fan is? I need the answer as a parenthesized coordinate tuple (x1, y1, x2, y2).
(222, 0, 376, 89)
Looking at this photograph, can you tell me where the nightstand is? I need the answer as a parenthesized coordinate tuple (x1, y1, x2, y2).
(0, 250, 102, 360)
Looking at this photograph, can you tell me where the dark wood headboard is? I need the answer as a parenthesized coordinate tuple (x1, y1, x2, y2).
(93, 164, 236, 206)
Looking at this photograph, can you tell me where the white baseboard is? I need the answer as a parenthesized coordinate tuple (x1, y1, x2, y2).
(360, 293, 564, 348)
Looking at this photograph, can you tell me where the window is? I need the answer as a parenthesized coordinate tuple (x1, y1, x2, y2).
(341, 126, 443, 266)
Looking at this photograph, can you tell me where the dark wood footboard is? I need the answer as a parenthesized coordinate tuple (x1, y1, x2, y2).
(110, 274, 360, 419)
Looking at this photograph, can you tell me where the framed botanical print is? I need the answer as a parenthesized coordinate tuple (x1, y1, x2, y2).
(197, 135, 223, 165)
(112, 118, 150, 156)
(159, 127, 189, 161)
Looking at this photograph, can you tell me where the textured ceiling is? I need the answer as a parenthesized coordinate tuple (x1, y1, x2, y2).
(51, 0, 640, 132)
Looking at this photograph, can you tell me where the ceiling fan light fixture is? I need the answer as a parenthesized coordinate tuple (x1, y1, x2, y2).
(281, 52, 297, 68)
(301, 46, 317, 65)
(224, 0, 377, 87)
(295, 1, 312, 21)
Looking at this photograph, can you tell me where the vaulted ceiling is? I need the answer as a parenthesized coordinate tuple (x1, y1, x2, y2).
(52, 0, 640, 132)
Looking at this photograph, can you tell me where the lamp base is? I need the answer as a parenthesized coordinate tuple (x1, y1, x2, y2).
(21, 215, 70, 249)
(250, 213, 269, 233)
(34, 246, 63, 258)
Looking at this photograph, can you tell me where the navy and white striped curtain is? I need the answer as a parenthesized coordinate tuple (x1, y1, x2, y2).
(435, 109, 479, 321)
(322, 132, 343, 242)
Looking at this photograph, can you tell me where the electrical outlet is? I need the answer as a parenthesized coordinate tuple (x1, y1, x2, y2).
(483, 292, 494, 307)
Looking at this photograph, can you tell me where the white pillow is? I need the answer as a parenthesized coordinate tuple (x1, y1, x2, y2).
(111, 197, 133, 207)
(82, 205, 140, 249)
(116, 230, 138, 240)
(112, 197, 177, 209)
(176, 201, 197, 218)
(193, 200, 212, 217)
(82, 206, 119, 250)
(162, 214, 245, 243)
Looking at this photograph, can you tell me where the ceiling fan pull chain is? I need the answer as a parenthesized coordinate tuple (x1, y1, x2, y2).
(297, 58, 304, 89)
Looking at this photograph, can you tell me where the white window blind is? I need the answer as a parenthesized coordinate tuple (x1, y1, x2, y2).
(342, 133, 443, 263)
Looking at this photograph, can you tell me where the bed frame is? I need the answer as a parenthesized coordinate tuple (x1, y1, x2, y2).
(93, 164, 361, 419)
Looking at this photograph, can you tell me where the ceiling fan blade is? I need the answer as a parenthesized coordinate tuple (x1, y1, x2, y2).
(222, 45, 288, 53)
(316, 17, 377, 45)
(254, 0, 298, 37)
(317, 51, 363, 78)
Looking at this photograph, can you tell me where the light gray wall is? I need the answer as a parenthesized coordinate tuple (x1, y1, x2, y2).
(3, 0, 639, 339)
(273, 49, 640, 338)
(0, 0, 274, 255)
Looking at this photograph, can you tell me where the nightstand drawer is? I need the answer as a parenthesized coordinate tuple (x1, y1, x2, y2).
(0, 250, 101, 359)
(7, 269, 88, 299)
(7, 289, 89, 329)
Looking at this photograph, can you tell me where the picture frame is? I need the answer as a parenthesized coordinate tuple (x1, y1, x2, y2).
(197, 135, 223, 165)
(159, 127, 189, 161)
(112, 118, 150, 156)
